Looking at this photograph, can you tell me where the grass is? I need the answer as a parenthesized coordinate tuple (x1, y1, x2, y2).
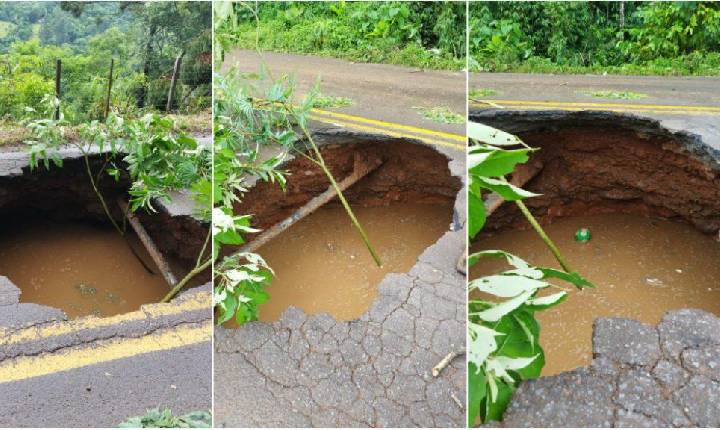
(413, 106, 464, 124)
(119, 409, 211, 428)
(221, 22, 465, 71)
(312, 94, 354, 109)
(0, 112, 211, 149)
(469, 88, 498, 99)
(0, 21, 15, 38)
(167, 110, 212, 134)
(579, 90, 647, 100)
(471, 53, 720, 77)
(0, 121, 31, 148)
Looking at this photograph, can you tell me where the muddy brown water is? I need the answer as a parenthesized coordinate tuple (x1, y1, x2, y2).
(254, 202, 454, 322)
(471, 213, 720, 376)
(0, 218, 173, 318)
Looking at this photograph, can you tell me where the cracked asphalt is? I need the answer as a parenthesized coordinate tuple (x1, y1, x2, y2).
(214, 139, 467, 428)
(0, 276, 212, 427)
(494, 310, 720, 427)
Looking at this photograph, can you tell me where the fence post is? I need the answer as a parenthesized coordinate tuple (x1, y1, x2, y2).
(54, 59, 61, 120)
(166, 52, 184, 112)
(104, 58, 114, 120)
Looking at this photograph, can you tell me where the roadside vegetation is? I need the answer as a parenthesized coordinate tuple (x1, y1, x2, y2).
(467, 123, 594, 424)
(413, 105, 464, 124)
(119, 409, 211, 428)
(216, 1, 466, 71)
(470, 1, 720, 76)
(579, 89, 647, 100)
(312, 93, 354, 109)
(0, 2, 211, 133)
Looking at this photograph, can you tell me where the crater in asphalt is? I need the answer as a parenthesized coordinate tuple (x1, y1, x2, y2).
(470, 109, 720, 375)
(0, 155, 208, 319)
(229, 136, 463, 323)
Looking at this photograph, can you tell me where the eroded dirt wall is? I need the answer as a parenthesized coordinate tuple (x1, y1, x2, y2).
(237, 139, 462, 234)
(471, 111, 720, 235)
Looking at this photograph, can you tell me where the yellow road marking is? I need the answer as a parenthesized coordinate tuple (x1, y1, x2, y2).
(311, 108, 466, 142)
(470, 103, 720, 116)
(0, 291, 211, 345)
(476, 99, 720, 113)
(0, 321, 212, 384)
(309, 114, 465, 151)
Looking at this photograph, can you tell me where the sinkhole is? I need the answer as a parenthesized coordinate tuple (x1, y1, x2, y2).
(0, 154, 209, 319)
(470, 111, 720, 375)
(233, 135, 462, 322)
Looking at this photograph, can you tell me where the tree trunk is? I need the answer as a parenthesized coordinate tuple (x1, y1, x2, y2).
(54, 59, 61, 120)
(166, 52, 185, 112)
(104, 58, 114, 120)
(137, 27, 156, 109)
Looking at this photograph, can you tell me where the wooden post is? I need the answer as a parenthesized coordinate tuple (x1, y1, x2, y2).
(54, 59, 61, 120)
(235, 155, 383, 255)
(117, 199, 178, 287)
(104, 58, 114, 120)
(166, 53, 184, 112)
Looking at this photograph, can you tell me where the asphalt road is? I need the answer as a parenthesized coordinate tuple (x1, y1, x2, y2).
(471, 73, 720, 108)
(0, 340, 211, 427)
(470, 72, 720, 150)
(0, 280, 212, 427)
(223, 50, 466, 141)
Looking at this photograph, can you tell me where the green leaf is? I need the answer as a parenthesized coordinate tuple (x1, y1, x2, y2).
(467, 363, 487, 427)
(492, 308, 538, 358)
(470, 274, 549, 297)
(468, 188, 486, 239)
(526, 291, 568, 310)
(476, 290, 534, 322)
(217, 294, 237, 325)
(483, 377, 514, 422)
(475, 176, 540, 201)
(468, 122, 524, 147)
(468, 147, 532, 177)
(468, 322, 501, 367)
(538, 268, 596, 289)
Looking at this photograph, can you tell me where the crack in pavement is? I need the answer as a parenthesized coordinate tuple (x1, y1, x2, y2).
(493, 310, 720, 428)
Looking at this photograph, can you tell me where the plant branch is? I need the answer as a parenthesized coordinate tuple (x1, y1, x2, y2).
(196, 228, 212, 268)
(83, 154, 124, 235)
(514, 199, 573, 274)
(161, 257, 212, 303)
(299, 122, 383, 267)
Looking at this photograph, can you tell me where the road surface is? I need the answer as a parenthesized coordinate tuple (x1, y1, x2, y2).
(470, 73, 720, 150)
(0, 273, 212, 427)
(223, 50, 466, 151)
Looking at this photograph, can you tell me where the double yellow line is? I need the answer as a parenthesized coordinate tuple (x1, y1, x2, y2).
(309, 108, 466, 151)
(0, 321, 212, 384)
(472, 99, 720, 116)
(0, 291, 212, 383)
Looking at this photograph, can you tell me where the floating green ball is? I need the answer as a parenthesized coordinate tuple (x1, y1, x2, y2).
(575, 228, 591, 242)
